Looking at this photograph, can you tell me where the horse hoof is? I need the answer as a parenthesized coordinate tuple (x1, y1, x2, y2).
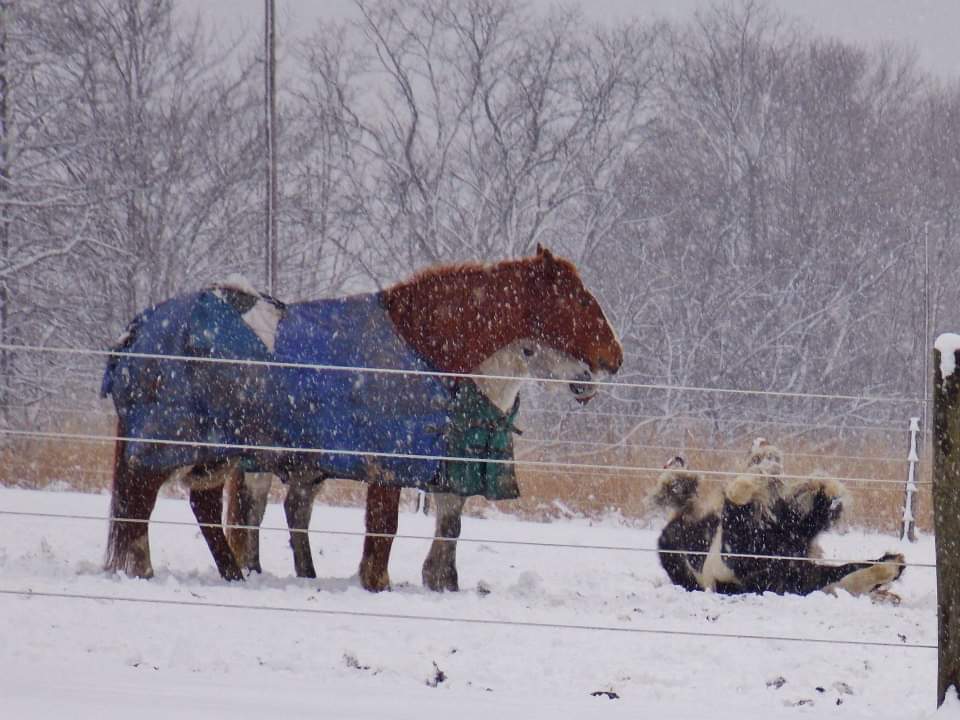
(105, 555, 154, 580)
(359, 563, 391, 592)
(295, 560, 318, 579)
(109, 566, 155, 581)
(870, 587, 902, 606)
(423, 569, 459, 593)
(220, 565, 245, 582)
(361, 576, 391, 593)
(423, 578, 459, 593)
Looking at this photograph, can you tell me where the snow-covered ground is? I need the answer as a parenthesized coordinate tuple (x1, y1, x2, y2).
(0, 486, 941, 718)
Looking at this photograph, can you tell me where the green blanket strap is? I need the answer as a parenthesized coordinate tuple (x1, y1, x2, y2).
(439, 380, 522, 500)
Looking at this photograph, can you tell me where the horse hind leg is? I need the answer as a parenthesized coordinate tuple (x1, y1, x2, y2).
(787, 553, 906, 598)
(225, 472, 273, 574)
(823, 553, 906, 599)
(104, 438, 165, 579)
(284, 472, 323, 578)
(187, 461, 243, 581)
(359, 484, 401, 592)
(422, 493, 465, 592)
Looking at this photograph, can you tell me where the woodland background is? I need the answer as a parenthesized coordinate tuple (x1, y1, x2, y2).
(1, 0, 955, 529)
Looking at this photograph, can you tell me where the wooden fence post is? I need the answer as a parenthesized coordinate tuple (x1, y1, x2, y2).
(932, 335, 960, 706)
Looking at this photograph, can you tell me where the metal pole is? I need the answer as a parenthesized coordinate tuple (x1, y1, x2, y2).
(264, 0, 278, 296)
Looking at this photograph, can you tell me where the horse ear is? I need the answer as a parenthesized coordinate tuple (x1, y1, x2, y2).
(536, 244, 555, 264)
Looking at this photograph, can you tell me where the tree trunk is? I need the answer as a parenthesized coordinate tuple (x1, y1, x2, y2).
(933, 341, 960, 706)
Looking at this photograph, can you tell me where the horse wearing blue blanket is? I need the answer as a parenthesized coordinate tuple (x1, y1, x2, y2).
(101, 247, 622, 590)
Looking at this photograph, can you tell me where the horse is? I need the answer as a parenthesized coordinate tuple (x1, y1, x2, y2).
(223, 339, 597, 590)
(101, 246, 623, 588)
(650, 442, 905, 598)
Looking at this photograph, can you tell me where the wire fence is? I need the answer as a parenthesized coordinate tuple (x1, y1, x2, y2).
(0, 340, 932, 653)
(0, 427, 929, 487)
(0, 402, 914, 464)
(0, 341, 928, 406)
(0, 508, 936, 569)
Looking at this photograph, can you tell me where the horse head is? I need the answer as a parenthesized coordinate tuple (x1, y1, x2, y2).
(474, 339, 606, 411)
(523, 245, 623, 402)
(517, 340, 601, 403)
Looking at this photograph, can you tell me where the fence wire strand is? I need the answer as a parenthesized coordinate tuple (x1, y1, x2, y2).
(0, 427, 930, 487)
(0, 342, 925, 406)
(0, 509, 935, 569)
(0, 587, 935, 651)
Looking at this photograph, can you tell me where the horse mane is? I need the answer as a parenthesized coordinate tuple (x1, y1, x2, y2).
(386, 250, 582, 291)
(382, 246, 618, 375)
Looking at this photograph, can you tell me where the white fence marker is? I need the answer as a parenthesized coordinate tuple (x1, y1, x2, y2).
(900, 416, 921, 543)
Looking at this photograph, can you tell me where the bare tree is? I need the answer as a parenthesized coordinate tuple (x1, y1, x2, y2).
(0, 0, 264, 416)
(300, 0, 659, 289)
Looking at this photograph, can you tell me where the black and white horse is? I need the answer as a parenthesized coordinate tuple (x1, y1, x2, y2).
(651, 442, 904, 598)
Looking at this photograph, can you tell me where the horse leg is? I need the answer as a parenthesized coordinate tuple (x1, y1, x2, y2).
(187, 461, 243, 581)
(284, 472, 323, 578)
(359, 484, 401, 592)
(822, 553, 906, 597)
(657, 514, 721, 592)
(104, 439, 165, 579)
(742, 553, 906, 597)
(422, 493, 466, 592)
(225, 472, 272, 574)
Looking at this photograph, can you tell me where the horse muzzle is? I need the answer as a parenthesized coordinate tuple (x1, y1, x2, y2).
(570, 370, 597, 404)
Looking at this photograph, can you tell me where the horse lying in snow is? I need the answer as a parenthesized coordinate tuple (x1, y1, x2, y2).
(651, 442, 905, 598)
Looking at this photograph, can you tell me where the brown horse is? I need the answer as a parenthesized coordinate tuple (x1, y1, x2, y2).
(103, 246, 622, 587)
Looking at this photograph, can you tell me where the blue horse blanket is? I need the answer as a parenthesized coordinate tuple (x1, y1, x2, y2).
(101, 289, 520, 500)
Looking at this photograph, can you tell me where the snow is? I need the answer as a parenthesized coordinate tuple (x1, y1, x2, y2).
(0, 487, 941, 718)
(935, 333, 960, 381)
(927, 691, 960, 717)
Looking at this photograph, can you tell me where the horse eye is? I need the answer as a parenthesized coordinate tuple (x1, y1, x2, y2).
(522, 347, 536, 358)
(579, 297, 591, 308)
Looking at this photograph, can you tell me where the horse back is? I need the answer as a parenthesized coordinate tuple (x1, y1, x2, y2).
(101, 290, 276, 471)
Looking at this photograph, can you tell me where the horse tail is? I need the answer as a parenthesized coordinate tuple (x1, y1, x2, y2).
(101, 313, 144, 399)
(103, 418, 126, 572)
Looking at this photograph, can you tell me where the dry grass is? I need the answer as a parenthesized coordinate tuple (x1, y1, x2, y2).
(467, 434, 932, 534)
(0, 414, 116, 494)
(0, 415, 931, 534)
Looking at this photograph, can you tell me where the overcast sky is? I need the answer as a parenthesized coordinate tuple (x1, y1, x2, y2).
(195, 0, 960, 79)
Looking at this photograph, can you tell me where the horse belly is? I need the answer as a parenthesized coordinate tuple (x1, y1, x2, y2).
(272, 295, 448, 486)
